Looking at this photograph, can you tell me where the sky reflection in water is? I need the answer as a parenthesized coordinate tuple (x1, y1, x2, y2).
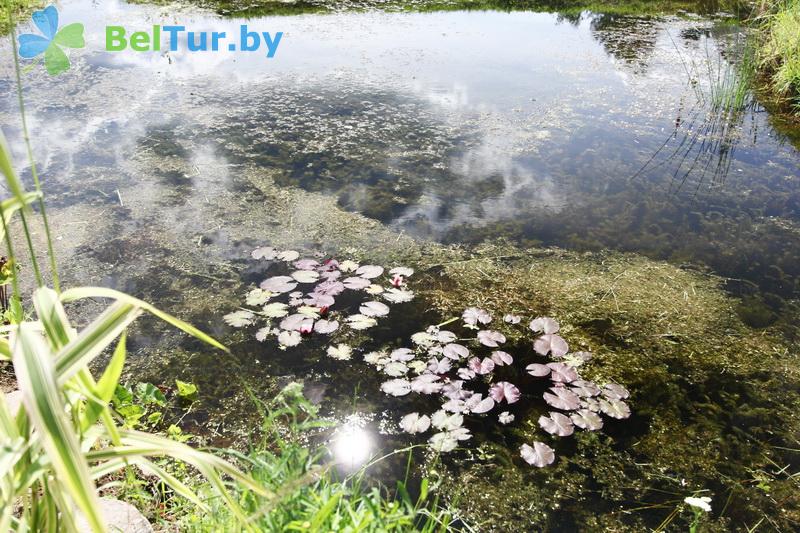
(1, 2, 798, 320)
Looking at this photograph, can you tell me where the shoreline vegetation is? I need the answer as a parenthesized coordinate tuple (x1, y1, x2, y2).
(753, 0, 800, 117)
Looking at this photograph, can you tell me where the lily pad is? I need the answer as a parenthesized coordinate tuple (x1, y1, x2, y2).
(277, 330, 301, 347)
(347, 314, 378, 330)
(538, 412, 575, 436)
(570, 409, 603, 430)
(313, 319, 339, 334)
(520, 442, 555, 467)
(400, 412, 430, 434)
(251, 246, 277, 260)
(343, 276, 371, 290)
(443, 343, 470, 360)
(526, 363, 551, 377)
(529, 317, 560, 334)
(223, 310, 254, 328)
(462, 307, 492, 326)
(356, 265, 384, 279)
(360, 301, 390, 317)
(543, 386, 581, 410)
(327, 344, 353, 360)
(489, 382, 521, 404)
(262, 302, 290, 318)
(477, 330, 506, 347)
(491, 351, 513, 366)
(291, 270, 320, 283)
(600, 398, 631, 419)
(547, 362, 578, 383)
(533, 334, 569, 357)
(383, 288, 414, 303)
(381, 379, 412, 396)
(390, 348, 415, 361)
(260, 276, 298, 294)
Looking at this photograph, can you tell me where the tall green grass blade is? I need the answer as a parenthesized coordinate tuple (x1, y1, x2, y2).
(0, 337, 10, 360)
(0, 131, 43, 287)
(0, 132, 29, 207)
(33, 287, 75, 350)
(54, 301, 141, 384)
(89, 429, 272, 498)
(60, 286, 228, 352)
(11, 323, 106, 533)
(82, 333, 127, 429)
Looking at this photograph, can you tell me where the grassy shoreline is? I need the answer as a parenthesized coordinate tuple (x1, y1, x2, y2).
(753, 0, 800, 116)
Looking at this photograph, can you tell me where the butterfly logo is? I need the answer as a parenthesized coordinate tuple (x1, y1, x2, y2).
(18, 6, 84, 75)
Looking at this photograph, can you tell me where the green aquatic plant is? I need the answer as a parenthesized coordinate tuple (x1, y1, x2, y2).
(365, 309, 630, 465)
(226, 246, 415, 350)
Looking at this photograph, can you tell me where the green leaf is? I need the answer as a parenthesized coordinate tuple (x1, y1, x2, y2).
(98, 334, 127, 406)
(84, 333, 127, 428)
(11, 322, 106, 533)
(60, 287, 228, 352)
(44, 43, 70, 76)
(54, 23, 85, 49)
(54, 301, 141, 384)
(0, 132, 35, 213)
(135, 382, 166, 406)
(112, 384, 133, 406)
(87, 429, 273, 498)
(33, 287, 75, 351)
(175, 379, 198, 402)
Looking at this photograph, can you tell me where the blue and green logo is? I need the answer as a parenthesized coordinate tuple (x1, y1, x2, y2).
(18, 6, 85, 75)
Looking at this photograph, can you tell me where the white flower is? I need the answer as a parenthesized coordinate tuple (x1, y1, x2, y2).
(684, 496, 712, 513)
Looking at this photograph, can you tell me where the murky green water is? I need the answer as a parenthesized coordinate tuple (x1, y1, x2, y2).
(1, 0, 799, 530)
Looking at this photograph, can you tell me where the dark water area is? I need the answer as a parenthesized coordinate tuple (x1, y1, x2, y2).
(1, 0, 799, 530)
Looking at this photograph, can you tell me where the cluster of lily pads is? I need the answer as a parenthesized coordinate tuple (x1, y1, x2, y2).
(364, 309, 631, 467)
(224, 246, 414, 350)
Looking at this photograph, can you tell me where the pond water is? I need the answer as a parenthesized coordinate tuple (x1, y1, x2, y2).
(1, 0, 799, 530)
